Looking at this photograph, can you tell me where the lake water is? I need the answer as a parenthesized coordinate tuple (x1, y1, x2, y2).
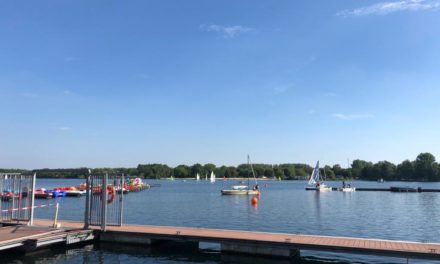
(8, 179, 440, 263)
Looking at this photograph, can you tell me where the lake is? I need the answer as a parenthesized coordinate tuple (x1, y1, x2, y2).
(8, 179, 440, 263)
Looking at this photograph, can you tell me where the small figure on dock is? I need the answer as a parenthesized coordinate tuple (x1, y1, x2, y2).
(342, 181, 346, 188)
(253, 184, 259, 191)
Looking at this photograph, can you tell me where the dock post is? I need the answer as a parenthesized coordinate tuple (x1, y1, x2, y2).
(52, 203, 60, 228)
(11, 175, 16, 222)
(120, 173, 124, 226)
(28, 173, 36, 226)
(84, 171, 91, 229)
(101, 173, 108, 232)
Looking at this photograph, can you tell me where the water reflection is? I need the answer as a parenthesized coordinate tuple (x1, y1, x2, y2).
(0, 243, 364, 264)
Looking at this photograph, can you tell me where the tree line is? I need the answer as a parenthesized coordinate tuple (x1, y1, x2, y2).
(1, 152, 439, 181)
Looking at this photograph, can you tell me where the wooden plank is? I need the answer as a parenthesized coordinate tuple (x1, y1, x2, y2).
(29, 219, 440, 259)
(0, 226, 60, 245)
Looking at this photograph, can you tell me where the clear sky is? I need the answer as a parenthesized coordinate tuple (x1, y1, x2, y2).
(1, 0, 440, 169)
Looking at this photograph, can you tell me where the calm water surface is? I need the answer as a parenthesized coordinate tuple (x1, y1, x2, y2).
(18, 179, 440, 263)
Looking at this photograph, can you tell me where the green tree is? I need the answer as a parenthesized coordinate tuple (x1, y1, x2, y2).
(415, 153, 438, 181)
(279, 164, 296, 179)
(127, 168, 138, 176)
(373, 161, 396, 180)
(203, 163, 216, 176)
(294, 164, 312, 176)
(173, 165, 190, 178)
(272, 165, 284, 178)
(191, 163, 203, 177)
(237, 164, 251, 177)
(216, 166, 228, 178)
(396, 160, 414, 180)
(351, 160, 369, 179)
(224, 166, 238, 178)
(323, 165, 335, 179)
(332, 164, 344, 178)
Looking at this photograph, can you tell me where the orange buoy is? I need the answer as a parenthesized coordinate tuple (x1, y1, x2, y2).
(251, 197, 258, 206)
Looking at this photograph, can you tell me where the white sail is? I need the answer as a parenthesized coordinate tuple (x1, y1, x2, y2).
(196, 173, 200, 181)
(210, 171, 216, 183)
(308, 161, 319, 185)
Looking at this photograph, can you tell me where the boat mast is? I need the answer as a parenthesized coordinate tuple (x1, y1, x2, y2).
(316, 161, 320, 183)
(248, 154, 258, 186)
(247, 155, 250, 188)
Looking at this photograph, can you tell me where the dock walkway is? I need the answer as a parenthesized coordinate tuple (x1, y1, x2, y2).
(32, 219, 440, 260)
(0, 224, 94, 252)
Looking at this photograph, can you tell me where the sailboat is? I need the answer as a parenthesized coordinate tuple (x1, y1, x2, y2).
(196, 173, 200, 181)
(221, 155, 259, 195)
(205, 174, 208, 181)
(210, 171, 216, 183)
(305, 161, 332, 191)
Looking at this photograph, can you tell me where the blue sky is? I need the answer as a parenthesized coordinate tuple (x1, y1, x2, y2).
(1, 0, 440, 169)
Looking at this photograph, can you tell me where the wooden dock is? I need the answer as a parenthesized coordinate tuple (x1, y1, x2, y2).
(0, 224, 94, 252)
(30, 219, 440, 260)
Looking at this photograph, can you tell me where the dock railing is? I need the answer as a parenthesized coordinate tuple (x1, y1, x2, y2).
(0, 173, 36, 225)
(84, 172, 124, 231)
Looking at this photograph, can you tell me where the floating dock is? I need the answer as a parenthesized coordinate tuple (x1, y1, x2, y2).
(321, 187, 440, 192)
(0, 224, 94, 252)
(21, 219, 440, 261)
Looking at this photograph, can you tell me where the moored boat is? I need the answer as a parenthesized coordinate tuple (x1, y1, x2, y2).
(1, 191, 21, 201)
(116, 187, 129, 194)
(339, 180, 356, 192)
(340, 187, 356, 192)
(65, 187, 86, 197)
(66, 190, 86, 197)
(47, 190, 67, 197)
(221, 187, 259, 195)
(221, 155, 260, 195)
(35, 188, 53, 199)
